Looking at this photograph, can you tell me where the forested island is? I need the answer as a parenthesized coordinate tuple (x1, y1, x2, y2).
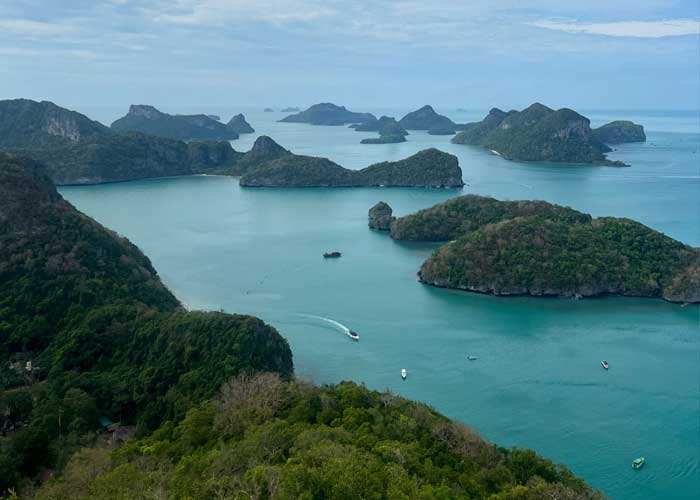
(399, 105, 462, 135)
(225, 113, 255, 134)
(238, 136, 464, 187)
(358, 117, 408, 144)
(451, 103, 637, 166)
(0, 99, 240, 185)
(0, 154, 604, 499)
(279, 102, 375, 125)
(371, 195, 699, 303)
(591, 120, 646, 144)
(111, 104, 241, 141)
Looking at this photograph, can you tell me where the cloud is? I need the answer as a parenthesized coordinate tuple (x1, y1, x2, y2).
(150, 0, 336, 26)
(0, 18, 75, 37)
(530, 18, 700, 38)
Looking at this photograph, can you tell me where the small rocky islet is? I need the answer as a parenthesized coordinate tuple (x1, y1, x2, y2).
(358, 117, 408, 144)
(225, 113, 255, 134)
(368, 201, 394, 230)
(451, 103, 646, 166)
(370, 196, 699, 304)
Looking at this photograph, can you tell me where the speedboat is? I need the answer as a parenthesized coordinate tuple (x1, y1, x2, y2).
(323, 251, 342, 258)
(601, 360, 609, 370)
(632, 457, 645, 470)
(347, 330, 359, 341)
(401, 368, 407, 380)
(467, 356, 477, 361)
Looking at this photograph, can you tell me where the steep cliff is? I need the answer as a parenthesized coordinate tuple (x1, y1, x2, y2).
(0, 99, 240, 184)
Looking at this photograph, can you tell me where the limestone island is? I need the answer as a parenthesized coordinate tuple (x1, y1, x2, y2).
(360, 117, 408, 144)
(399, 105, 463, 135)
(281, 106, 300, 112)
(368, 201, 394, 230)
(279, 102, 375, 126)
(374, 195, 699, 303)
(226, 113, 255, 134)
(451, 103, 632, 166)
(111, 104, 240, 141)
(264, 108, 274, 112)
(0, 99, 239, 185)
(591, 120, 646, 144)
(238, 136, 464, 188)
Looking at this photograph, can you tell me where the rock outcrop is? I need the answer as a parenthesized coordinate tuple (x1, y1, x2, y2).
(591, 120, 646, 144)
(111, 104, 239, 141)
(451, 103, 627, 166)
(226, 113, 255, 134)
(360, 118, 408, 144)
(231, 135, 290, 176)
(279, 103, 375, 125)
(368, 201, 394, 230)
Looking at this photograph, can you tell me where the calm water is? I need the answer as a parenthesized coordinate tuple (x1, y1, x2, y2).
(61, 108, 699, 500)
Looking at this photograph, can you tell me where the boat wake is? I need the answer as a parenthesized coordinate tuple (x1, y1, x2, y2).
(295, 313, 354, 338)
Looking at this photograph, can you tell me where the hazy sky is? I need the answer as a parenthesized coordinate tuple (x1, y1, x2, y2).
(1, 1, 699, 111)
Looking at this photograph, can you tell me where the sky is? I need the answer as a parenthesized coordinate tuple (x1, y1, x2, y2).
(1, 0, 699, 113)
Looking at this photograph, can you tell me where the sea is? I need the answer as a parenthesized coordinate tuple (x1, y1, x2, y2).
(61, 106, 700, 500)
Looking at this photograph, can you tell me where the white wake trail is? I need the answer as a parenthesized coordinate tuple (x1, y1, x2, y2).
(294, 313, 351, 335)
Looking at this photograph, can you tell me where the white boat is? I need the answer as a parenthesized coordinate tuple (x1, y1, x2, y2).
(601, 360, 609, 370)
(347, 330, 359, 341)
(401, 368, 407, 380)
(467, 355, 477, 361)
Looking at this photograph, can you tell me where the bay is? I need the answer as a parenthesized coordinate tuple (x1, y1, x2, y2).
(61, 108, 699, 500)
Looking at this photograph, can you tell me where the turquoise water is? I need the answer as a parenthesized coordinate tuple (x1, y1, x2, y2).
(61, 109, 699, 500)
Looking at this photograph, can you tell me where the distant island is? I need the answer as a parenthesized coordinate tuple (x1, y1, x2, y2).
(451, 103, 636, 166)
(399, 105, 462, 135)
(591, 120, 646, 144)
(0, 99, 240, 185)
(263, 107, 274, 112)
(372, 195, 699, 303)
(239, 136, 464, 188)
(281, 106, 300, 112)
(111, 104, 240, 141)
(279, 102, 375, 125)
(226, 113, 255, 134)
(359, 117, 408, 144)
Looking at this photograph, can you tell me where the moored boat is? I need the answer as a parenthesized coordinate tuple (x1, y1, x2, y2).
(467, 355, 477, 361)
(323, 251, 342, 258)
(401, 368, 407, 380)
(602, 360, 609, 370)
(632, 457, 645, 469)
